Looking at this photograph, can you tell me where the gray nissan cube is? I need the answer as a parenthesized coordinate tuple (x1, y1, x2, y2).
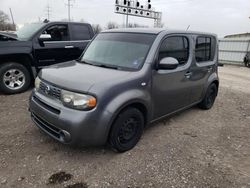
(29, 28, 219, 152)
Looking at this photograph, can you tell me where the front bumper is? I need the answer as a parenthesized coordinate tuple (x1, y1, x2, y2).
(29, 90, 112, 146)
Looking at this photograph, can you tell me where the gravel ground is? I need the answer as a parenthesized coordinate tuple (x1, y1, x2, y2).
(0, 65, 250, 188)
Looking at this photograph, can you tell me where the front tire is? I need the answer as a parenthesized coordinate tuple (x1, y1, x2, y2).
(245, 61, 250, 68)
(109, 108, 144, 152)
(0, 62, 31, 94)
(244, 57, 250, 68)
(198, 83, 218, 110)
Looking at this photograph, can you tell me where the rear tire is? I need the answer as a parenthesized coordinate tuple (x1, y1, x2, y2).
(247, 62, 250, 68)
(198, 83, 218, 110)
(244, 61, 248, 67)
(109, 108, 144, 152)
(244, 58, 250, 68)
(0, 62, 31, 94)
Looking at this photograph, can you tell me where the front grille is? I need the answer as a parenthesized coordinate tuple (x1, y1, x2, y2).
(39, 81, 61, 100)
(33, 96, 60, 115)
(31, 113, 61, 139)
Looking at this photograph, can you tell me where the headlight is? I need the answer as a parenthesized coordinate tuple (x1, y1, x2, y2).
(34, 77, 41, 91)
(61, 90, 97, 110)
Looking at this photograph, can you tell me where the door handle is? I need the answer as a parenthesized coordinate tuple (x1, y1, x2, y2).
(65, 45, 74, 49)
(185, 72, 192, 79)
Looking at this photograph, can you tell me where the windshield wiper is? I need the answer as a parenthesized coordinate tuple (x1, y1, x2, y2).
(97, 64, 119, 70)
(79, 60, 95, 66)
(79, 59, 119, 70)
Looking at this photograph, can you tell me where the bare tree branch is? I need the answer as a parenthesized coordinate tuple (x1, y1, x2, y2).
(0, 10, 15, 31)
(106, 22, 119, 30)
(92, 24, 102, 34)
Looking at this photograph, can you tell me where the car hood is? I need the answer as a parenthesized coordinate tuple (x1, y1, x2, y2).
(0, 32, 18, 41)
(39, 61, 132, 93)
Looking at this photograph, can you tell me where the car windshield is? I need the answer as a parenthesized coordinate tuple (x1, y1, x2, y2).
(81, 32, 156, 70)
(16, 23, 46, 40)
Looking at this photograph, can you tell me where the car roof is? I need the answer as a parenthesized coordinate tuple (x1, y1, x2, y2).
(102, 28, 164, 34)
(46, 21, 91, 26)
(102, 28, 217, 37)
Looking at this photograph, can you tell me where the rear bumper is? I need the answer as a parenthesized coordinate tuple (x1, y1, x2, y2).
(29, 90, 113, 146)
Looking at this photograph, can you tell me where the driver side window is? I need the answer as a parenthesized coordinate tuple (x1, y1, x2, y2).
(42, 24, 69, 41)
(159, 36, 189, 65)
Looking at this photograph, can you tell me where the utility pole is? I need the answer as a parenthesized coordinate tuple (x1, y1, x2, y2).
(126, 0, 129, 28)
(9, 8, 15, 25)
(65, 0, 74, 22)
(126, 9, 129, 27)
(45, 5, 52, 21)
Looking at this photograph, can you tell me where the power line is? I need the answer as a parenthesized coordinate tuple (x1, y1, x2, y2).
(65, 0, 74, 21)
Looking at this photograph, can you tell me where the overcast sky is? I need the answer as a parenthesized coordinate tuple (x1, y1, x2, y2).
(1, 0, 250, 37)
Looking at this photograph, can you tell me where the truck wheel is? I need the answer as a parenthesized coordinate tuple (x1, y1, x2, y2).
(247, 62, 250, 68)
(109, 108, 144, 152)
(198, 83, 218, 110)
(244, 59, 250, 68)
(244, 61, 248, 67)
(0, 62, 31, 94)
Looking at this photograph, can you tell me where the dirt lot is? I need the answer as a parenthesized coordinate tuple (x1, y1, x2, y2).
(0, 65, 250, 188)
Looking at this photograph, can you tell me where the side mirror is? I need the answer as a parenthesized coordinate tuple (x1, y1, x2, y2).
(158, 57, 179, 70)
(39, 34, 51, 42)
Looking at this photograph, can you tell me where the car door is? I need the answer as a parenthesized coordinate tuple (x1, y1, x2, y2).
(152, 35, 193, 119)
(68, 23, 94, 59)
(188, 35, 217, 104)
(33, 24, 76, 67)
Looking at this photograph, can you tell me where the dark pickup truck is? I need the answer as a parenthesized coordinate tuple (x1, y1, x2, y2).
(0, 21, 94, 94)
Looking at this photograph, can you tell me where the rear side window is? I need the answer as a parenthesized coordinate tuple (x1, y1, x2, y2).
(71, 24, 91, 40)
(195, 36, 215, 62)
(159, 36, 189, 65)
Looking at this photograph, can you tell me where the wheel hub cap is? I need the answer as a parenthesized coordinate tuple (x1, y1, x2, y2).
(3, 69, 25, 90)
(118, 118, 138, 144)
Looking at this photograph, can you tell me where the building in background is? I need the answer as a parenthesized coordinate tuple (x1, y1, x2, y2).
(224, 33, 250, 39)
(219, 33, 250, 66)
